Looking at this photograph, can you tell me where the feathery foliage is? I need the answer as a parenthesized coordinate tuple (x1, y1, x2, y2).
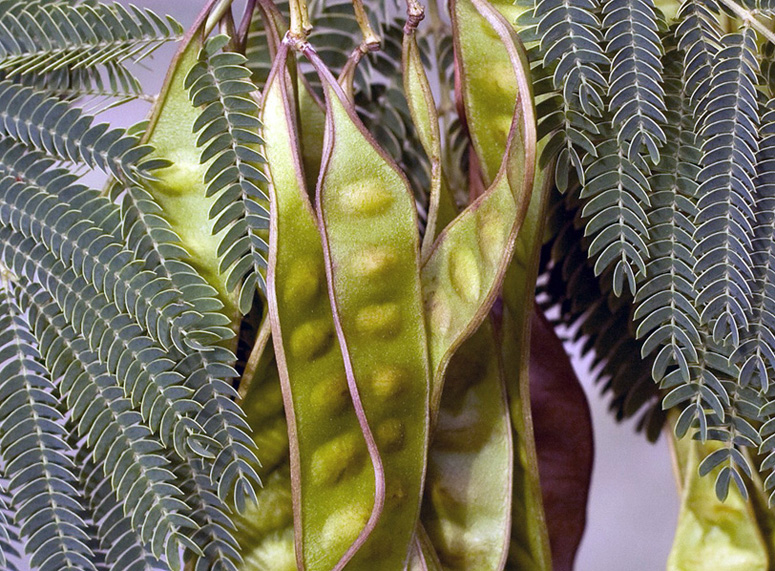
(186, 34, 269, 313)
(523, 0, 775, 501)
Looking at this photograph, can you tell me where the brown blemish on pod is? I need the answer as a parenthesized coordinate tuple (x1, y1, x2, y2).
(449, 248, 481, 304)
(310, 373, 351, 416)
(310, 432, 365, 486)
(283, 258, 323, 306)
(370, 366, 408, 399)
(376, 418, 405, 452)
(350, 245, 398, 279)
(289, 319, 334, 360)
(355, 302, 402, 338)
(320, 503, 372, 551)
(339, 180, 394, 216)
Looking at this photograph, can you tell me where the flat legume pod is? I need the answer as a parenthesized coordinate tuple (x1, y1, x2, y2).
(402, 30, 450, 257)
(408, 525, 444, 571)
(452, 1, 554, 566)
(254, 0, 325, 196)
(307, 45, 432, 570)
(423, 320, 513, 569)
(235, 351, 296, 570)
(402, 15, 519, 570)
(500, 172, 553, 571)
(262, 46, 385, 571)
(141, 15, 243, 324)
(667, 419, 768, 570)
(421, 0, 536, 415)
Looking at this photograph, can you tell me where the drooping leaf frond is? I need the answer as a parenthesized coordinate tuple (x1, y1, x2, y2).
(580, 139, 650, 296)
(602, 0, 666, 163)
(173, 455, 242, 571)
(79, 456, 173, 571)
(0, 482, 19, 571)
(538, 191, 664, 440)
(534, 0, 608, 185)
(20, 283, 199, 562)
(693, 28, 759, 346)
(0, 81, 157, 181)
(0, 230, 207, 458)
(634, 49, 702, 395)
(675, 0, 721, 116)
(0, 147, 202, 355)
(0, 3, 181, 79)
(733, 101, 775, 391)
(185, 35, 269, 314)
(0, 277, 96, 571)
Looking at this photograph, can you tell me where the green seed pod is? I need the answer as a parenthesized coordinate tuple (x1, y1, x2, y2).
(141, 24, 241, 324)
(422, 0, 536, 417)
(500, 165, 554, 571)
(408, 525, 444, 571)
(262, 46, 385, 571)
(402, 29, 454, 256)
(667, 418, 769, 571)
(306, 44, 432, 570)
(235, 351, 295, 570)
(423, 321, 514, 569)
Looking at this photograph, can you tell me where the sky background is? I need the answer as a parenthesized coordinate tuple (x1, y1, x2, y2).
(103, 2, 681, 569)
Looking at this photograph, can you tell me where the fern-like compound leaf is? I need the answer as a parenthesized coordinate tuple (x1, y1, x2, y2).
(79, 456, 175, 571)
(733, 101, 775, 391)
(535, 0, 608, 185)
(21, 283, 199, 562)
(693, 28, 759, 346)
(602, 0, 666, 163)
(675, 0, 721, 119)
(634, 50, 701, 386)
(0, 81, 157, 182)
(0, 231, 208, 459)
(0, 145, 202, 355)
(0, 483, 19, 571)
(0, 277, 96, 571)
(0, 3, 181, 80)
(185, 35, 269, 314)
(580, 139, 650, 296)
(173, 455, 242, 571)
(177, 348, 260, 511)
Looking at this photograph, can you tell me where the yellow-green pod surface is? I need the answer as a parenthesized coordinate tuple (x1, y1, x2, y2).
(141, 20, 241, 323)
(408, 525, 444, 571)
(668, 426, 768, 571)
(253, 0, 325, 196)
(452, 0, 553, 567)
(500, 164, 553, 571)
(262, 49, 384, 571)
(403, 23, 517, 569)
(235, 354, 295, 571)
(422, 0, 536, 414)
(309, 46, 432, 569)
(402, 32, 448, 257)
(423, 321, 514, 569)
(452, 0, 531, 188)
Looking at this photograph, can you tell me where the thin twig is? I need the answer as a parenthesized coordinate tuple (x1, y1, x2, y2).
(204, 0, 235, 37)
(238, 0, 257, 48)
(718, 0, 775, 45)
(289, 0, 312, 40)
(404, 0, 425, 35)
(238, 314, 271, 402)
(352, 0, 381, 51)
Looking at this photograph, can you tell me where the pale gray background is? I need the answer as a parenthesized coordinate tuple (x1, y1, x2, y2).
(93, 1, 680, 569)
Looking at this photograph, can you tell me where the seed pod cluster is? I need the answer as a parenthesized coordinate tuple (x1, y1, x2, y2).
(143, 0, 551, 569)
